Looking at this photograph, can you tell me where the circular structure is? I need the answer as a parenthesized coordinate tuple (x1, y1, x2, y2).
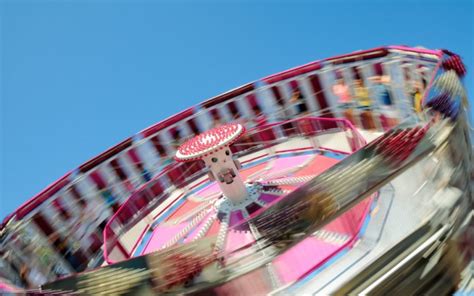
(1, 46, 472, 296)
(176, 122, 248, 203)
(175, 123, 245, 162)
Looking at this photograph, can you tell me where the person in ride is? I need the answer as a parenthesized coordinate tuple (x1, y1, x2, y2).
(332, 78, 355, 124)
(412, 79, 427, 114)
(289, 88, 309, 116)
(371, 75, 398, 128)
(353, 79, 376, 130)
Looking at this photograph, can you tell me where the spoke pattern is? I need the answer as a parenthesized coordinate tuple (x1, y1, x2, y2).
(261, 175, 317, 186)
(192, 215, 217, 241)
(162, 208, 211, 249)
(214, 214, 230, 252)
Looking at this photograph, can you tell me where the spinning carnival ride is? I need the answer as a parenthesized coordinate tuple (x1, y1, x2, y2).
(0, 46, 472, 295)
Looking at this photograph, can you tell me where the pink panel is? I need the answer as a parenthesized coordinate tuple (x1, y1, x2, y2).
(292, 155, 339, 176)
(205, 219, 221, 237)
(258, 193, 281, 204)
(141, 222, 189, 255)
(270, 154, 313, 172)
(240, 162, 268, 179)
(224, 229, 255, 254)
(323, 199, 371, 235)
(228, 210, 244, 227)
(195, 182, 220, 197)
(274, 237, 341, 284)
(166, 199, 203, 222)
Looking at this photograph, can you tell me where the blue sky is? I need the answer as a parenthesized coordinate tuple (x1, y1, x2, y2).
(1, 0, 472, 219)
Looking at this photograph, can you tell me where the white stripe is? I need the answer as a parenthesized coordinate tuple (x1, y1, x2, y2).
(117, 155, 141, 188)
(134, 140, 160, 176)
(98, 164, 129, 202)
(299, 76, 320, 112)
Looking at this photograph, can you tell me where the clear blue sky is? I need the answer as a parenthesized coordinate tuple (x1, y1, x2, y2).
(1, 0, 472, 219)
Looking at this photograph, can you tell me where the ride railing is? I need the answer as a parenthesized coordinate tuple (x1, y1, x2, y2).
(103, 116, 365, 264)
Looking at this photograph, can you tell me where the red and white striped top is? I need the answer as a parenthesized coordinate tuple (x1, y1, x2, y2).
(175, 123, 245, 162)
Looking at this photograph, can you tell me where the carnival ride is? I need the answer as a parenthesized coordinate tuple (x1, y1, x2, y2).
(0, 45, 472, 295)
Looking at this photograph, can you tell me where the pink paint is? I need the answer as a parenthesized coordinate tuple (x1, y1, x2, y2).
(166, 199, 203, 222)
(225, 229, 255, 254)
(141, 222, 189, 255)
(258, 193, 281, 204)
(228, 210, 244, 227)
(274, 237, 341, 283)
(183, 210, 215, 243)
(270, 154, 313, 173)
(272, 193, 375, 284)
(0, 282, 21, 292)
(205, 219, 221, 237)
(195, 182, 220, 197)
(240, 162, 268, 180)
(293, 154, 339, 176)
(322, 198, 372, 237)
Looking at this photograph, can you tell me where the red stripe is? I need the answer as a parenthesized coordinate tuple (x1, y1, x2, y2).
(263, 61, 322, 84)
(308, 74, 336, 127)
(52, 198, 71, 220)
(127, 147, 141, 166)
(79, 138, 133, 173)
(226, 100, 240, 118)
(187, 117, 200, 134)
(15, 174, 71, 219)
(201, 83, 254, 108)
(89, 170, 107, 189)
(326, 47, 388, 65)
(140, 107, 195, 138)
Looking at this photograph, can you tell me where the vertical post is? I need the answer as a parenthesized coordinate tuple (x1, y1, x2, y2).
(202, 148, 247, 204)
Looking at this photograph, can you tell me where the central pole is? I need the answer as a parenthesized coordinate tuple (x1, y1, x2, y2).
(202, 147, 247, 204)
